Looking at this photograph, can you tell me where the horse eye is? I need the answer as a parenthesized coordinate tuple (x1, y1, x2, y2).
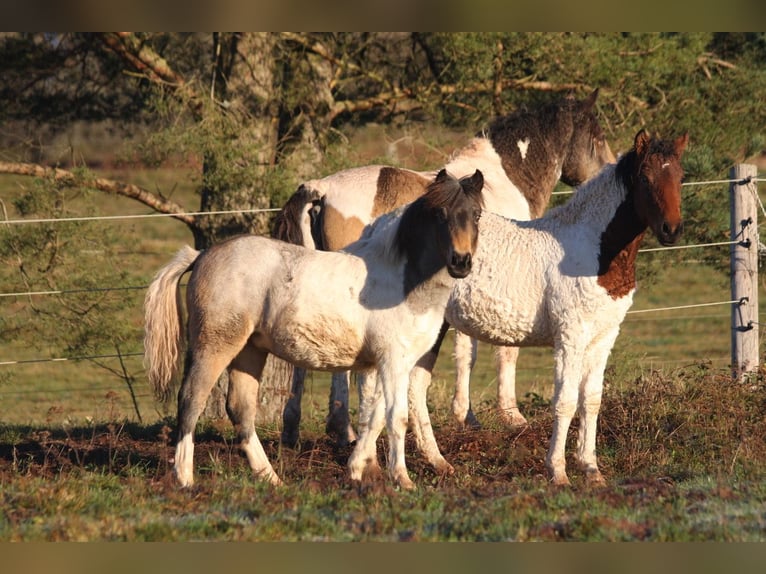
(474, 210, 482, 223)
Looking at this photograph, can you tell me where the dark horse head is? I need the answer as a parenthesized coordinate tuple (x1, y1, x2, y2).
(396, 169, 485, 291)
(622, 129, 688, 246)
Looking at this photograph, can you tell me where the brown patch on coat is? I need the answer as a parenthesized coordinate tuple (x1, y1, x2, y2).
(597, 230, 644, 299)
(371, 167, 431, 217)
(320, 205, 367, 252)
(319, 168, 431, 252)
(596, 178, 648, 299)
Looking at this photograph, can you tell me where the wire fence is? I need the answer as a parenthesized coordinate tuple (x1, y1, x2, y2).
(0, 173, 763, 412)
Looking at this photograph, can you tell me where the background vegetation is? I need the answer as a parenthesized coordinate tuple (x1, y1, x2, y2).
(0, 33, 765, 541)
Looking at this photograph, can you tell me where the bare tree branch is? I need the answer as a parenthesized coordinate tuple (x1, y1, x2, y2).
(97, 32, 205, 120)
(0, 161, 196, 228)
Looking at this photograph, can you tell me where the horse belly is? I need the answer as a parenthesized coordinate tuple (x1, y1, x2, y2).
(269, 317, 369, 371)
(267, 265, 372, 370)
(446, 294, 550, 347)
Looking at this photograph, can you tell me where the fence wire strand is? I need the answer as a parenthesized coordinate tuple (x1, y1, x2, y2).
(0, 172, 762, 371)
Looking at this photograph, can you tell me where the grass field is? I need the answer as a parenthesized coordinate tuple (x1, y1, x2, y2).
(1, 158, 766, 541)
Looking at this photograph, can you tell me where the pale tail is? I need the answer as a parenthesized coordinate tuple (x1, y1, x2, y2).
(143, 245, 200, 403)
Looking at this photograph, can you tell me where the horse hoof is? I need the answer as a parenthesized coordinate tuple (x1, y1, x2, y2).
(349, 457, 382, 483)
(460, 409, 482, 430)
(498, 408, 529, 430)
(549, 474, 571, 487)
(395, 475, 417, 491)
(585, 470, 606, 486)
(174, 470, 194, 488)
(433, 459, 455, 476)
(280, 430, 300, 449)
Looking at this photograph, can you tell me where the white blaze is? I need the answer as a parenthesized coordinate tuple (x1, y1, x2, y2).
(517, 138, 530, 160)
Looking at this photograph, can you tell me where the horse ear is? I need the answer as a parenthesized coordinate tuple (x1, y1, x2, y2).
(458, 170, 483, 198)
(674, 133, 689, 157)
(582, 88, 599, 111)
(634, 129, 650, 156)
(465, 169, 484, 194)
(435, 168, 450, 183)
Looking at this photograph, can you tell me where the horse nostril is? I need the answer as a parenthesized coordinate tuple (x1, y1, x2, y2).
(661, 222, 671, 236)
(451, 252, 471, 270)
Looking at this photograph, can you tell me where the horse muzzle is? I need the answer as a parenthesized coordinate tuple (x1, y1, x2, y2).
(657, 220, 684, 246)
(448, 252, 473, 278)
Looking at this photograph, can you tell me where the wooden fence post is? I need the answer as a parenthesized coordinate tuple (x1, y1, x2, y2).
(730, 163, 759, 378)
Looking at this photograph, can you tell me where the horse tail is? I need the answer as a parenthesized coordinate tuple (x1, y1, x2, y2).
(143, 245, 200, 403)
(271, 184, 323, 249)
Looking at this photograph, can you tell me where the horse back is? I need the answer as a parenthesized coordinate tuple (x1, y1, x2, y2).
(317, 166, 430, 251)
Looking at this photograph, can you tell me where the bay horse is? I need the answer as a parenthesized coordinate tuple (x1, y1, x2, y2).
(143, 170, 484, 489)
(355, 130, 688, 485)
(273, 89, 616, 446)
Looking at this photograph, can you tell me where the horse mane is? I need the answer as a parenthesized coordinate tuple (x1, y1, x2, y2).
(271, 184, 322, 244)
(538, 162, 624, 228)
(481, 91, 604, 143)
(614, 135, 680, 189)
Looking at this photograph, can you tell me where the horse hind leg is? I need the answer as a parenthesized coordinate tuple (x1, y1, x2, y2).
(494, 346, 528, 428)
(451, 331, 480, 428)
(326, 370, 357, 447)
(175, 346, 239, 488)
(281, 366, 307, 447)
(227, 347, 283, 486)
(409, 349, 454, 476)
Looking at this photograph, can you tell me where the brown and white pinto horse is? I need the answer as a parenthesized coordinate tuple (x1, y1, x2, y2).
(359, 130, 688, 485)
(273, 89, 615, 447)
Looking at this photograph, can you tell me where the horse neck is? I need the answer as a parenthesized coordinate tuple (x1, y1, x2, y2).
(596, 155, 650, 298)
(482, 111, 573, 218)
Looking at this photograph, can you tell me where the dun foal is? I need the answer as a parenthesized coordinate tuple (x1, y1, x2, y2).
(144, 170, 484, 489)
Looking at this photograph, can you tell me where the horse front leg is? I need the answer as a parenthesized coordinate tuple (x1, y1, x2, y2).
(281, 366, 306, 447)
(495, 346, 528, 428)
(326, 370, 357, 446)
(409, 321, 453, 474)
(546, 337, 585, 486)
(575, 329, 618, 486)
(451, 331, 480, 427)
(348, 369, 384, 481)
(409, 351, 454, 475)
(381, 359, 416, 490)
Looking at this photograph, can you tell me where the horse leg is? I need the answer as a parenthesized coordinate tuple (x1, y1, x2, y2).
(281, 366, 306, 447)
(227, 347, 282, 486)
(348, 369, 384, 481)
(451, 331, 480, 428)
(410, 366, 454, 476)
(546, 337, 585, 486)
(175, 347, 239, 488)
(409, 324, 454, 475)
(380, 358, 415, 490)
(575, 329, 618, 486)
(494, 346, 528, 428)
(326, 370, 357, 447)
